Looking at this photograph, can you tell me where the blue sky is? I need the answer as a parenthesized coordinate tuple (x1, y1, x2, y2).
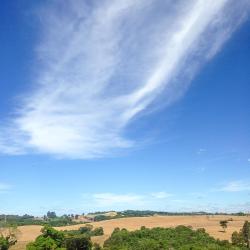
(0, 0, 250, 216)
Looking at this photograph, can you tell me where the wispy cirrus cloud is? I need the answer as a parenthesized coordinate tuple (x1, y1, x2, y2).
(82, 191, 173, 210)
(218, 180, 250, 192)
(92, 193, 145, 207)
(0, 0, 249, 158)
(150, 192, 173, 199)
(0, 182, 11, 193)
(197, 148, 206, 155)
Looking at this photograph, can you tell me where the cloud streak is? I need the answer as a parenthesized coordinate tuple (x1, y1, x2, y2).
(0, 0, 249, 158)
(0, 182, 11, 193)
(150, 192, 173, 199)
(82, 191, 173, 210)
(92, 193, 145, 207)
(219, 180, 250, 192)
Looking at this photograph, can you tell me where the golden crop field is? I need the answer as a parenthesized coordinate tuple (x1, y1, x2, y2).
(10, 215, 250, 250)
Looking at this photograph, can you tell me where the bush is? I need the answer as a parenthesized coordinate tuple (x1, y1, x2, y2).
(64, 225, 103, 238)
(0, 236, 10, 250)
(91, 227, 104, 236)
(79, 225, 93, 235)
(0, 229, 17, 250)
(27, 226, 94, 250)
(103, 226, 241, 250)
(0, 214, 80, 227)
(231, 220, 250, 248)
(26, 226, 65, 250)
(26, 236, 59, 250)
(65, 235, 92, 250)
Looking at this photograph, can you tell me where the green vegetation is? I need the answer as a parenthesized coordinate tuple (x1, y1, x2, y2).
(91, 227, 104, 236)
(232, 221, 250, 249)
(63, 225, 104, 237)
(26, 225, 103, 250)
(0, 227, 17, 250)
(65, 235, 92, 250)
(91, 210, 248, 222)
(27, 226, 65, 250)
(47, 212, 57, 219)
(103, 226, 241, 250)
(0, 212, 81, 227)
(220, 220, 228, 232)
(103, 226, 240, 250)
(0, 214, 41, 227)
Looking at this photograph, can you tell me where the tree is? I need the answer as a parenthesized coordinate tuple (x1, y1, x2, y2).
(0, 227, 18, 250)
(231, 231, 244, 247)
(220, 220, 228, 232)
(41, 225, 65, 244)
(242, 221, 250, 248)
(231, 220, 250, 249)
(79, 225, 93, 234)
(0, 235, 17, 250)
(103, 226, 238, 250)
(26, 226, 65, 250)
(91, 227, 104, 236)
(65, 235, 92, 250)
(0, 236, 10, 250)
(26, 236, 58, 250)
(47, 211, 57, 219)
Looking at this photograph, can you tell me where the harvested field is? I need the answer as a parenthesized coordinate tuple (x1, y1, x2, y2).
(10, 215, 250, 249)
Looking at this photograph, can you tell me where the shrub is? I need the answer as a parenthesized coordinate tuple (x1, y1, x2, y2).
(26, 236, 58, 250)
(79, 225, 93, 235)
(232, 220, 250, 248)
(0, 236, 10, 250)
(26, 226, 65, 250)
(103, 226, 241, 250)
(0, 229, 17, 250)
(91, 227, 104, 236)
(65, 235, 92, 250)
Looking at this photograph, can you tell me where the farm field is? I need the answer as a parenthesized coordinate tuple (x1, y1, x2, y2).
(10, 215, 250, 250)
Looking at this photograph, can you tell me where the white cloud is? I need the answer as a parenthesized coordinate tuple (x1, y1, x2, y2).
(87, 192, 249, 213)
(150, 192, 173, 199)
(0, 183, 11, 193)
(219, 180, 250, 192)
(197, 148, 206, 155)
(169, 201, 250, 213)
(0, 0, 249, 158)
(92, 193, 144, 207)
(83, 191, 173, 209)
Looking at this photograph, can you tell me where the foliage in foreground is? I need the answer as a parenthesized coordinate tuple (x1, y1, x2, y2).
(0, 227, 17, 250)
(103, 226, 241, 250)
(26, 225, 103, 250)
(26, 226, 65, 250)
(232, 221, 250, 249)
